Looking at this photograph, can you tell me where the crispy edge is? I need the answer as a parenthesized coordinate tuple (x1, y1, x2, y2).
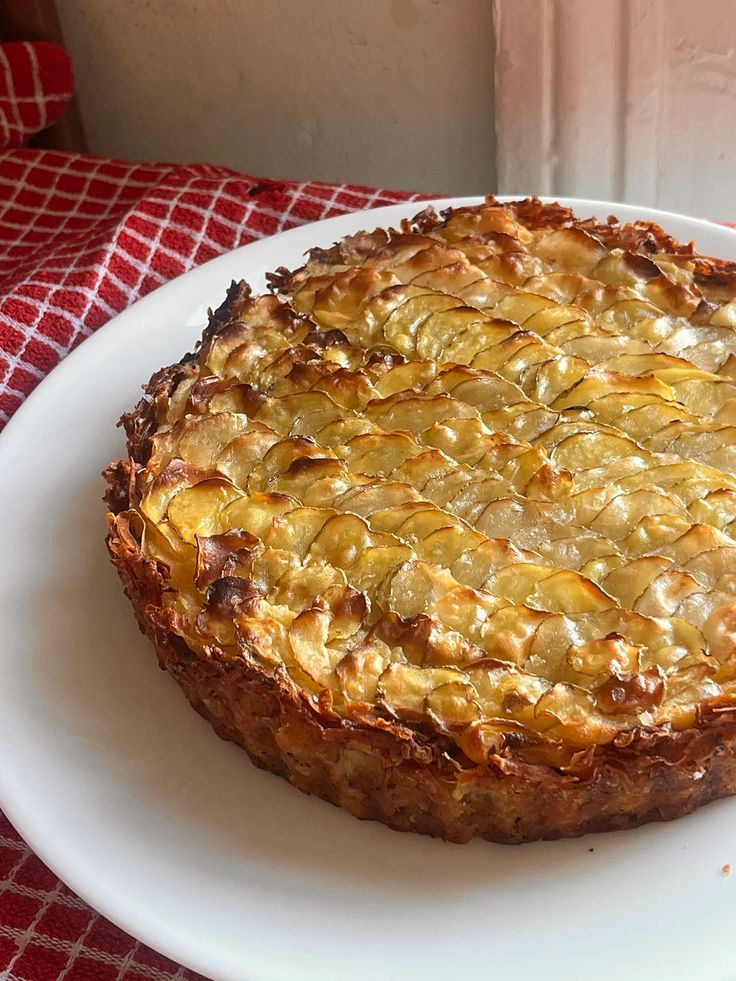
(106, 502, 736, 843)
(104, 459, 736, 843)
(271, 196, 736, 292)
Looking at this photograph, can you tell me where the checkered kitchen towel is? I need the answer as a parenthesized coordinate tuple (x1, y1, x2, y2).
(0, 147, 430, 979)
(0, 43, 75, 150)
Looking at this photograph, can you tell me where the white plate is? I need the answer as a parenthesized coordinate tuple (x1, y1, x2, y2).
(2, 198, 736, 981)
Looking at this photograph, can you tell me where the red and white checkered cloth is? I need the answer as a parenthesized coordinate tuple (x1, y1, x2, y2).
(0, 147, 431, 979)
(0, 44, 74, 149)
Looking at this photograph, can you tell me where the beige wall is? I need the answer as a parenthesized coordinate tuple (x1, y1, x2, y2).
(57, 0, 496, 195)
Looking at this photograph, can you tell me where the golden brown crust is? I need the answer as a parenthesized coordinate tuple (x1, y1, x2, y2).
(106, 508, 736, 843)
(105, 196, 736, 843)
(271, 195, 736, 292)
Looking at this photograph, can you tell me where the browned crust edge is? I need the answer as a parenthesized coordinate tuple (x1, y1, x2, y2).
(104, 198, 736, 844)
(103, 510, 736, 843)
(267, 195, 736, 293)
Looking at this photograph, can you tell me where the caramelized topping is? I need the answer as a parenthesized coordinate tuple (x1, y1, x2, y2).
(121, 197, 736, 768)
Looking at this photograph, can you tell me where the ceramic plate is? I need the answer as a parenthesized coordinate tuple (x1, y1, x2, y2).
(2, 198, 736, 981)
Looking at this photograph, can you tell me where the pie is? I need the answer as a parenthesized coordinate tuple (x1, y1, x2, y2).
(105, 196, 736, 843)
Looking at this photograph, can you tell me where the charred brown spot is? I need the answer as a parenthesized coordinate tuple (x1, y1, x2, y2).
(207, 279, 253, 330)
(621, 250, 661, 280)
(187, 374, 235, 412)
(365, 350, 407, 370)
(405, 206, 441, 235)
(195, 577, 263, 644)
(168, 632, 197, 660)
(330, 587, 368, 629)
(336, 228, 391, 261)
(395, 614, 435, 665)
(234, 384, 268, 417)
(187, 376, 265, 415)
(120, 360, 198, 465)
(265, 266, 293, 292)
(596, 670, 665, 716)
(284, 358, 328, 389)
(286, 456, 343, 476)
(195, 532, 261, 590)
(303, 328, 350, 350)
(366, 611, 408, 647)
(102, 458, 138, 513)
(502, 690, 533, 714)
(206, 576, 262, 615)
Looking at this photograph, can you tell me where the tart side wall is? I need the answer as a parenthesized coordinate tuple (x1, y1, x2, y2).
(106, 505, 736, 844)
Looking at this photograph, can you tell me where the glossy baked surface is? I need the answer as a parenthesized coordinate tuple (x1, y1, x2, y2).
(106, 197, 736, 840)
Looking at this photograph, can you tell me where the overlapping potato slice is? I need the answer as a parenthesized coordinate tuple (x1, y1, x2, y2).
(282, 203, 736, 373)
(269, 273, 736, 472)
(131, 197, 736, 765)
(240, 377, 736, 544)
(141, 404, 722, 661)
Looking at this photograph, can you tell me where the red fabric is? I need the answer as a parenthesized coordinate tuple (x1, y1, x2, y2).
(0, 147, 429, 978)
(0, 807, 206, 979)
(0, 43, 74, 149)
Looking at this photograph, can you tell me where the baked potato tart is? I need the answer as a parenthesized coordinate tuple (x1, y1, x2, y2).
(105, 197, 736, 843)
